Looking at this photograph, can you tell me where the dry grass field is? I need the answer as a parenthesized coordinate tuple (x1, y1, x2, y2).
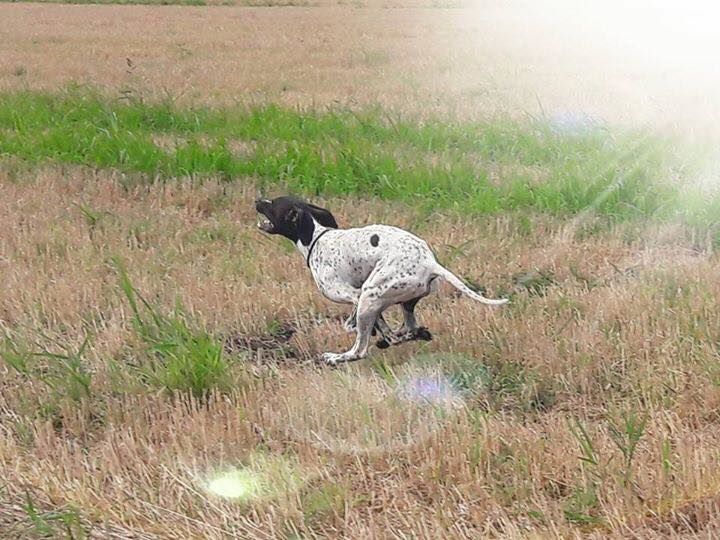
(3, 1, 720, 133)
(2, 2, 720, 539)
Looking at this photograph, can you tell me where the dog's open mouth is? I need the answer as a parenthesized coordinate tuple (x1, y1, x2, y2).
(257, 215, 274, 233)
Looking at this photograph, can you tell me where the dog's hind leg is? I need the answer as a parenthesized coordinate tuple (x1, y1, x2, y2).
(344, 306, 395, 345)
(343, 307, 358, 333)
(399, 296, 433, 342)
(400, 297, 421, 333)
(322, 294, 384, 365)
(375, 296, 432, 348)
(373, 312, 397, 349)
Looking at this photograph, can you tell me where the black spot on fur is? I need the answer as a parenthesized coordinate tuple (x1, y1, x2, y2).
(370, 234, 379, 247)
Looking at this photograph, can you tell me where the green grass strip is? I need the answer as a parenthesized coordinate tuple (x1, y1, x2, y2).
(0, 88, 716, 224)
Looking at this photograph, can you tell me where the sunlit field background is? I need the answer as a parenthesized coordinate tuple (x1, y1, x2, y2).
(2, 0, 720, 538)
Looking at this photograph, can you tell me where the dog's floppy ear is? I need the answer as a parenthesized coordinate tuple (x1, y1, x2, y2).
(305, 203, 339, 229)
(290, 207, 315, 246)
(287, 206, 301, 225)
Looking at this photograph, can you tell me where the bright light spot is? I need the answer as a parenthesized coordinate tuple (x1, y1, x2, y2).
(206, 469, 260, 500)
(502, 0, 720, 75)
(201, 454, 307, 502)
(468, 0, 720, 133)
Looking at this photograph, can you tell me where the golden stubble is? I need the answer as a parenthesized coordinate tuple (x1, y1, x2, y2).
(2, 2, 720, 138)
(1, 166, 720, 537)
(2, 1, 720, 535)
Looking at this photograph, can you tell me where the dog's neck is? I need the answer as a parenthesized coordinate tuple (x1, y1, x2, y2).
(295, 218, 329, 262)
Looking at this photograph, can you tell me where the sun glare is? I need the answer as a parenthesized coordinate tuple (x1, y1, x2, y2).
(464, 0, 720, 135)
(548, 0, 720, 75)
(206, 469, 260, 500)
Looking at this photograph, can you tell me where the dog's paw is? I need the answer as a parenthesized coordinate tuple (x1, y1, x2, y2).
(375, 339, 390, 349)
(413, 327, 433, 341)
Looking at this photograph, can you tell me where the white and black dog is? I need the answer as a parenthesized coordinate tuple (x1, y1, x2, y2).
(255, 196, 507, 365)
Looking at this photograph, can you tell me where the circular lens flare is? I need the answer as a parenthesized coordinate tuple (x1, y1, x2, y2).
(201, 454, 307, 503)
(274, 367, 466, 455)
(397, 375, 463, 408)
(206, 469, 260, 500)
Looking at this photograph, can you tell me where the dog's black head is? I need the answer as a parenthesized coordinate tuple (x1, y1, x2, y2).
(255, 196, 338, 246)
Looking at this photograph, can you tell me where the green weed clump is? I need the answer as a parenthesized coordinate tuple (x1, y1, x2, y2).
(18, 493, 88, 539)
(113, 258, 231, 398)
(0, 331, 96, 435)
(1, 88, 713, 224)
(1, 335, 92, 404)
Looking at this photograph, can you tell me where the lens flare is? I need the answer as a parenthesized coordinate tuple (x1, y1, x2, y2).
(206, 469, 260, 500)
(201, 454, 307, 503)
(396, 375, 463, 408)
(274, 368, 466, 456)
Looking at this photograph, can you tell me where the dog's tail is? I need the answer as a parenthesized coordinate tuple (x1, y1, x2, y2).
(432, 264, 509, 306)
